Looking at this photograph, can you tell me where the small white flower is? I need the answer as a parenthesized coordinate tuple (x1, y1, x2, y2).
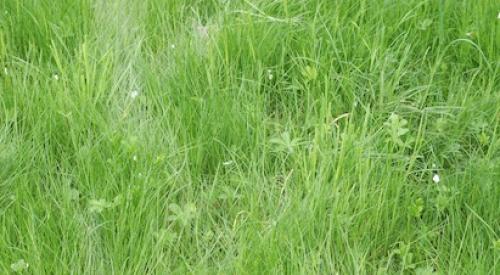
(170, 44, 176, 49)
(498, 12, 500, 19)
(130, 90, 140, 99)
(3, 67, 7, 75)
(432, 174, 440, 183)
(11, 259, 29, 272)
(132, 155, 138, 161)
(267, 69, 274, 80)
(222, 161, 233, 166)
(53, 74, 59, 81)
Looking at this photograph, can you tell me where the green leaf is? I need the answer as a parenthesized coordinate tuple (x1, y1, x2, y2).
(270, 132, 300, 154)
(409, 198, 424, 218)
(301, 65, 318, 81)
(384, 113, 411, 147)
(418, 19, 433, 30)
(167, 203, 197, 227)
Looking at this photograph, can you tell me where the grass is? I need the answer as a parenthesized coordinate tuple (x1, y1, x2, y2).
(1, 0, 499, 274)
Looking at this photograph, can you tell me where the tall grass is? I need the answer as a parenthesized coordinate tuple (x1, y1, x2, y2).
(1, 0, 499, 273)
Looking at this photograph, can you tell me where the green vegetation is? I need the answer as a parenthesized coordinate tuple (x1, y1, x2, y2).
(1, 0, 499, 273)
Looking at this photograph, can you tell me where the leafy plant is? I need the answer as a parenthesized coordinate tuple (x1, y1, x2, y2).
(270, 131, 301, 154)
(384, 113, 414, 148)
(409, 197, 425, 218)
(391, 242, 416, 271)
(301, 65, 318, 81)
(167, 203, 197, 227)
(433, 185, 457, 213)
(417, 19, 433, 30)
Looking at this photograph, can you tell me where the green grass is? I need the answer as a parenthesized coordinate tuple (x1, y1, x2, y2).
(1, 0, 499, 274)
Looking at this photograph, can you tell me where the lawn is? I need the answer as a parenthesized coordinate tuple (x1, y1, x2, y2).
(1, 0, 499, 274)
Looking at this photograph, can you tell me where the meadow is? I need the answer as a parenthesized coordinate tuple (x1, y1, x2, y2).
(1, 0, 499, 274)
